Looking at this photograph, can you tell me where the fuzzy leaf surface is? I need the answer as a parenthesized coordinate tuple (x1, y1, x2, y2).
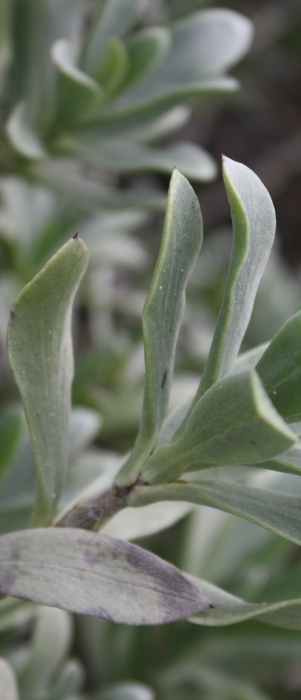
(115, 169, 203, 486)
(7, 237, 89, 524)
(256, 309, 301, 422)
(0, 529, 211, 625)
(142, 371, 296, 484)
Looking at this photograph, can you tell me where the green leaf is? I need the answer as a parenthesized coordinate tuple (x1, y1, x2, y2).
(194, 156, 276, 400)
(190, 577, 301, 631)
(45, 660, 84, 700)
(115, 169, 203, 486)
(259, 446, 301, 477)
(130, 479, 301, 546)
(51, 40, 102, 126)
(7, 236, 89, 525)
(0, 404, 25, 482)
(81, 0, 145, 77)
(6, 101, 46, 159)
(103, 501, 194, 541)
(142, 371, 296, 484)
(96, 683, 155, 700)
(0, 658, 19, 700)
(96, 37, 129, 95)
(121, 27, 170, 92)
(0, 529, 211, 625)
(256, 309, 301, 422)
(63, 136, 217, 181)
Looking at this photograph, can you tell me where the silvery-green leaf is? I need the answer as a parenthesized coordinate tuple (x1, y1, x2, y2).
(256, 309, 301, 422)
(81, 0, 146, 76)
(120, 9, 252, 110)
(97, 683, 155, 700)
(46, 660, 84, 700)
(194, 156, 276, 400)
(233, 343, 269, 373)
(69, 408, 101, 457)
(120, 27, 170, 92)
(259, 446, 301, 477)
(7, 237, 89, 525)
(63, 136, 216, 181)
(51, 40, 102, 126)
(190, 577, 301, 631)
(102, 500, 194, 541)
(6, 101, 46, 159)
(0, 658, 19, 700)
(0, 529, 211, 625)
(115, 169, 202, 486)
(96, 37, 128, 95)
(142, 371, 296, 484)
(19, 607, 72, 700)
(130, 479, 301, 546)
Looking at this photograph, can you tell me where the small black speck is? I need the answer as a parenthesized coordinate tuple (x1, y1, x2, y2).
(72, 232, 78, 239)
(161, 370, 167, 389)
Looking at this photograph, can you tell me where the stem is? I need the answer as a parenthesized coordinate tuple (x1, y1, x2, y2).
(55, 483, 135, 531)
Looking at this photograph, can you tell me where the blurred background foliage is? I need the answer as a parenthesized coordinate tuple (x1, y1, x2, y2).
(1, 0, 301, 699)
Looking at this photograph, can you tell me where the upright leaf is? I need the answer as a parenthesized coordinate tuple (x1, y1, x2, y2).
(7, 236, 89, 524)
(256, 309, 301, 421)
(142, 371, 296, 484)
(0, 658, 19, 700)
(0, 529, 211, 625)
(115, 169, 203, 486)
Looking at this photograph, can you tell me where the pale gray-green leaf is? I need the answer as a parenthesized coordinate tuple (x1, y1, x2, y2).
(142, 371, 296, 484)
(6, 101, 46, 159)
(115, 169, 202, 486)
(129, 479, 301, 546)
(46, 660, 84, 700)
(195, 156, 276, 399)
(259, 446, 301, 477)
(51, 40, 102, 125)
(121, 27, 170, 92)
(102, 500, 194, 541)
(190, 577, 301, 631)
(0, 529, 211, 625)
(97, 683, 155, 700)
(0, 658, 19, 700)
(7, 237, 89, 525)
(256, 309, 301, 422)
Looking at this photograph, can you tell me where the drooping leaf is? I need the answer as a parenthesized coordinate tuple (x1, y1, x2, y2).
(7, 236, 89, 525)
(141, 371, 296, 484)
(81, 0, 145, 76)
(0, 528, 211, 625)
(193, 155, 276, 402)
(190, 577, 301, 631)
(115, 169, 203, 486)
(129, 479, 301, 546)
(256, 309, 301, 422)
(63, 136, 216, 181)
(0, 658, 19, 700)
(6, 101, 46, 159)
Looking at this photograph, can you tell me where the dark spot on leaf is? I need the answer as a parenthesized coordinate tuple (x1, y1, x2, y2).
(161, 370, 167, 389)
(223, 431, 235, 442)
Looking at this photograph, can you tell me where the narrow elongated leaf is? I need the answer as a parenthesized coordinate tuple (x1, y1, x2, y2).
(190, 577, 301, 631)
(81, 0, 145, 76)
(51, 40, 102, 126)
(115, 169, 203, 486)
(129, 479, 301, 546)
(142, 371, 296, 484)
(0, 529, 211, 625)
(259, 446, 301, 477)
(194, 156, 276, 400)
(7, 237, 89, 525)
(64, 136, 216, 181)
(256, 309, 301, 422)
(0, 658, 19, 700)
(6, 101, 46, 159)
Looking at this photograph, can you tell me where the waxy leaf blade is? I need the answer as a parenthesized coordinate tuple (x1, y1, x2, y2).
(0, 529, 211, 625)
(260, 446, 301, 476)
(130, 480, 301, 546)
(116, 169, 203, 486)
(256, 309, 301, 421)
(195, 156, 276, 400)
(142, 371, 296, 484)
(7, 237, 89, 524)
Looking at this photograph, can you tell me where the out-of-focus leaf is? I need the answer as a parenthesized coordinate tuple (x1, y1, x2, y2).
(0, 0, 12, 93)
(0, 658, 19, 700)
(118, 9, 252, 111)
(0, 405, 25, 482)
(256, 309, 301, 422)
(0, 598, 34, 634)
(130, 479, 301, 546)
(121, 27, 170, 92)
(64, 136, 217, 181)
(96, 682, 155, 700)
(103, 500, 194, 540)
(259, 446, 301, 477)
(142, 371, 296, 484)
(46, 660, 84, 700)
(116, 169, 202, 486)
(81, 0, 146, 76)
(69, 408, 101, 457)
(0, 529, 211, 625)
(19, 607, 72, 700)
(190, 577, 301, 631)
(194, 156, 276, 400)
(6, 101, 46, 159)
(233, 343, 269, 373)
(7, 237, 89, 525)
(97, 37, 128, 95)
(51, 40, 102, 125)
